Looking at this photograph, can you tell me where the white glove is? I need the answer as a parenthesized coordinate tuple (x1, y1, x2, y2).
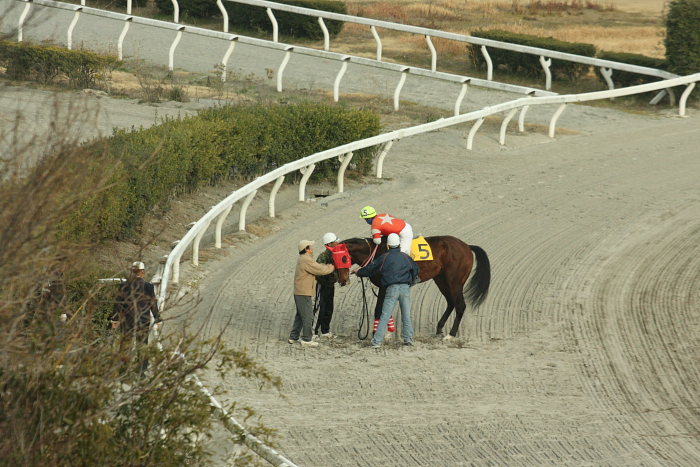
(373, 237, 381, 245)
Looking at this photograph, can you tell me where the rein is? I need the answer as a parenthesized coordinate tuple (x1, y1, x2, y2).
(354, 239, 380, 339)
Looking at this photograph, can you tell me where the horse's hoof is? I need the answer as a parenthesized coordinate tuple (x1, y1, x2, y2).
(443, 335, 454, 341)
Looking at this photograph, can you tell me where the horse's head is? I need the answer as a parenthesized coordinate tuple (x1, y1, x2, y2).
(335, 238, 387, 286)
(326, 243, 352, 286)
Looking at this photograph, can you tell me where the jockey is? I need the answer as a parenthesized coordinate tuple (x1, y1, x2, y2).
(359, 206, 414, 256)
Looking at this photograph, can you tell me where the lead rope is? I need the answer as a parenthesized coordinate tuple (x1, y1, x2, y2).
(356, 241, 379, 340)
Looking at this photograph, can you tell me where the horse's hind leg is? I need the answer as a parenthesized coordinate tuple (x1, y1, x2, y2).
(447, 293, 467, 338)
(433, 275, 455, 336)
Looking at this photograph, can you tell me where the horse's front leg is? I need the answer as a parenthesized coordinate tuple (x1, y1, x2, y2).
(373, 286, 385, 324)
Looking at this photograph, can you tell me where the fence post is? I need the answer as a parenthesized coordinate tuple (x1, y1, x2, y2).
(277, 47, 292, 92)
(67, 7, 82, 50)
(499, 108, 518, 146)
(169, 26, 185, 72)
(371, 25, 382, 61)
(425, 35, 436, 72)
(480, 46, 493, 81)
(394, 68, 408, 111)
(266, 8, 278, 42)
(679, 83, 695, 117)
(239, 190, 257, 231)
(171, 0, 179, 23)
(549, 103, 567, 138)
(333, 56, 350, 102)
(375, 140, 394, 178)
(216, 0, 229, 33)
(220, 37, 237, 82)
(192, 220, 211, 266)
(539, 56, 552, 90)
(269, 176, 285, 217)
(337, 152, 353, 193)
(467, 117, 484, 150)
(318, 17, 329, 51)
(454, 80, 469, 116)
(298, 165, 316, 201)
(118, 17, 132, 61)
(18, 1, 32, 42)
(215, 205, 234, 248)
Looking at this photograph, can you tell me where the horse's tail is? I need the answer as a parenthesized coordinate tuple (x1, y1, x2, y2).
(465, 245, 491, 308)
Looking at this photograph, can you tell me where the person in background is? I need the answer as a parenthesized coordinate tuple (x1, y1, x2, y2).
(315, 232, 340, 338)
(289, 240, 335, 348)
(112, 261, 162, 372)
(353, 233, 420, 348)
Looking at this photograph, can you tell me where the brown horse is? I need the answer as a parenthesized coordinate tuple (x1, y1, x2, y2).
(337, 236, 491, 338)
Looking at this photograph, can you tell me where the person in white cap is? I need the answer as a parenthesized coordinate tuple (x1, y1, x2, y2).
(353, 233, 420, 348)
(111, 261, 162, 371)
(314, 232, 340, 338)
(289, 240, 335, 347)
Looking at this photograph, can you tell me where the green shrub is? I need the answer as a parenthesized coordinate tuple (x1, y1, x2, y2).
(155, 0, 221, 18)
(468, 29, 596, 81)
(0, 40, 119, 88)
(595, 51, 667, 87)
(227, 0, 346, 40)
(665, 0, 700, 76)
(66, 103, 381, 242)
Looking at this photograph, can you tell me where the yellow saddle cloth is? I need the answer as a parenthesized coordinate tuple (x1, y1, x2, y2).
(410, 236, 433, 261)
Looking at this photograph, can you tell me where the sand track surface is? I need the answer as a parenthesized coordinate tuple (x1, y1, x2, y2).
(184, 110, 700, 466)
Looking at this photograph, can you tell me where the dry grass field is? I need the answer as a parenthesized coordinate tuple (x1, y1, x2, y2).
(332, 0, 668, 74)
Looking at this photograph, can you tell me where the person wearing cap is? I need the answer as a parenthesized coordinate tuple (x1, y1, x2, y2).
(314, 232, 340, 338)
(111, 261, 162, 351)
(359, 205, 414, 256)
(353, 233, 420, 348)
(289, 240, 335, 347)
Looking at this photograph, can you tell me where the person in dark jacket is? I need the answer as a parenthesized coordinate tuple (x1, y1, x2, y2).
(354, 233, 420, 348)
(315, 232, 340, 338)
(112, 261, 162, 345)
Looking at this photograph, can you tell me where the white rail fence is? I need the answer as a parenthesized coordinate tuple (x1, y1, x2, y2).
(159, 72, 698, 305)
(13, 0, 556, 116)
(152, 76, 696, 467)
(10, 2, 697, 465)
(18, 0, 677, 100)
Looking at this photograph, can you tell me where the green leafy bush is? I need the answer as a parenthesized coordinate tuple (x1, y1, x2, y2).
(155, 0, 222, 18)
(229, 0, 346, 39)
(0, 40, 119, 88)
(468, 29, 596, 81)
(596, 51, 667, 87)
(67, 103, 381, 242)
(665, 0, 700, 76)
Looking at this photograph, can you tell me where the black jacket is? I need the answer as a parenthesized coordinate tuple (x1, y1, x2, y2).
(112, 277, 161, 331)
(357, 248, 420, 288)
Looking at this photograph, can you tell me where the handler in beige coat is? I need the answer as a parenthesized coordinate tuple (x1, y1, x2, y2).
(289, 240, 335, 347)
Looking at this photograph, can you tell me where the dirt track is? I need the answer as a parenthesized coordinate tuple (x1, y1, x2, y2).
(183, 107, 700, 465)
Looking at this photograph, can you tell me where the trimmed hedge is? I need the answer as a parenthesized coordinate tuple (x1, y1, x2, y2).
(665, 0, 700, 75)
(596, 51, 667, 87)
(0, 40, 119, 88)
(468, 29, 596, 81)
(228, 0, 346, 40)
(155, 0, 346, 40)
(66, 103, 381, 242)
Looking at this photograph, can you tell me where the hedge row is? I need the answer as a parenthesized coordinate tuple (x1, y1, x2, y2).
(468, 30, 672, 87)
(155, 0, 346, 40)
(665, 0, 700, 76)
(468, 30, 596, 81)
(0, 40, 119, 88)
(66, 103, 381, 242)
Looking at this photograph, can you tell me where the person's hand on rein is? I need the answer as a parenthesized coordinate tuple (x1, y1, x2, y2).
(350, 264, 360, 275)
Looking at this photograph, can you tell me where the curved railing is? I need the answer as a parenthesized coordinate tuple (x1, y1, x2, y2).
(152, 75, 696, 467)
(159, 72, 698, 307)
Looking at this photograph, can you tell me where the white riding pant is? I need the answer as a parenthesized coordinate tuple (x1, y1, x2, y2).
(398, 223, 413, 256)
